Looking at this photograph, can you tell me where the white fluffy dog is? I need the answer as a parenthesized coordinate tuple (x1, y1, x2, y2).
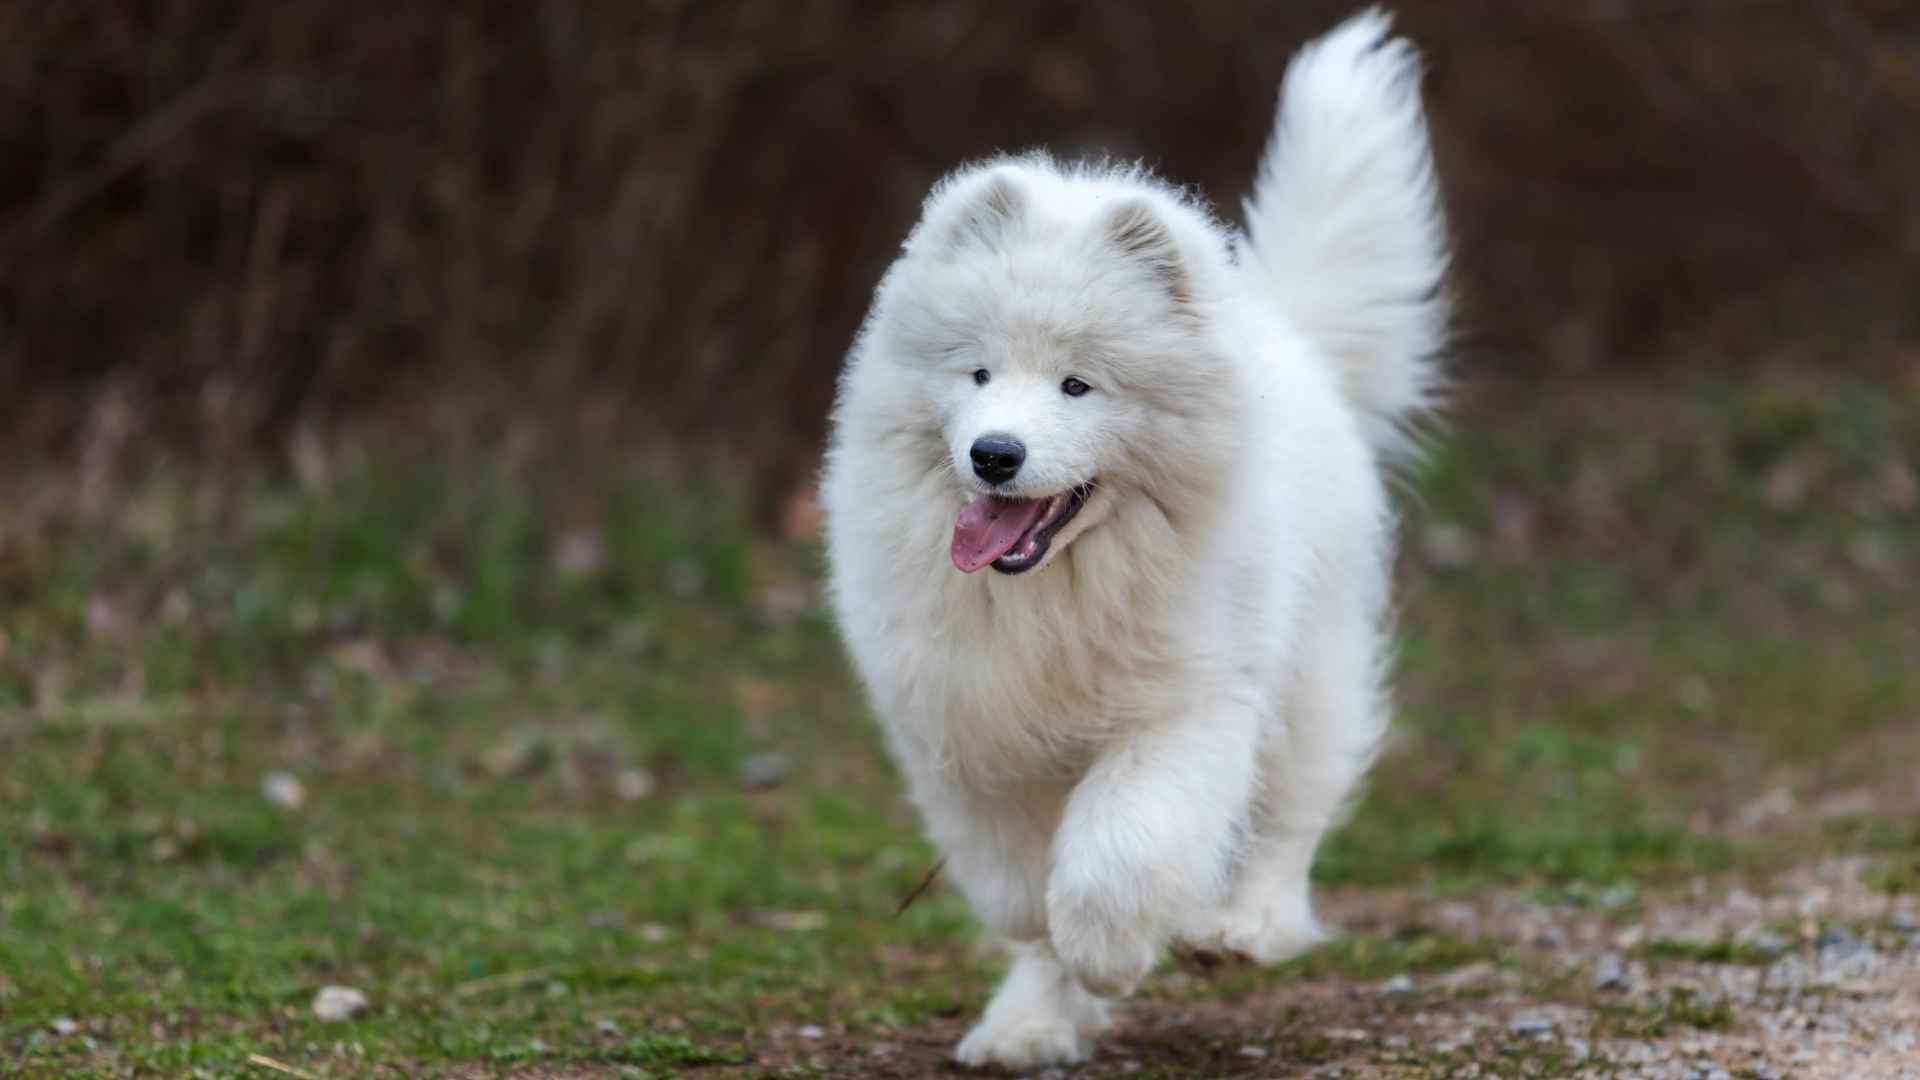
(822, 9, 1448, 1069)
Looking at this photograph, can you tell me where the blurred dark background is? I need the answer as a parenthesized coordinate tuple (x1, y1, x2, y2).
(3, 1, 1917, 503)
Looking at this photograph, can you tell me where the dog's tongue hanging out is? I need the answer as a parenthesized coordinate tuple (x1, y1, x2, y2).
(952, 495, 1049, 573)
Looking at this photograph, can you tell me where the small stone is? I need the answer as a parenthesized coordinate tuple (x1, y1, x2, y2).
(739, 752, 790, 789)
(312, 985, 370, 1022)
(261, 770, 307, 810)
(1762, 456, 1817, 510)
(1736, 787, 1795, 827)
(1420, 523, 1477, 569)
(638, 922, 674, 943)
(760, 910, 828, 932)
(1437, 961, 1496, 990)
(1381, 973, 1415, 995)
(85, 594, 131, 642)
(551, 529, 607, 579)
(1507, 1012, 1554, 1037)
(796, 1024, 825, 1040)
(49, 1017, 79, 1037)
(1593, 952, 1628, 990)
(595, 1018, 621, 1036)
(1816, 926, 1866, 958)
(753, 584, 813, 628)
(1237, 1045, 1269, 1058)
(161, 588, 193, 625)
(614, 768, 654, 801)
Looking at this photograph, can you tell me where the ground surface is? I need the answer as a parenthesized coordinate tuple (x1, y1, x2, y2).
(2, 369, 1916, 1077)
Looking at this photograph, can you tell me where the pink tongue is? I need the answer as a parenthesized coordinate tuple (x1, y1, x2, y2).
(951, 495, 1049, 573)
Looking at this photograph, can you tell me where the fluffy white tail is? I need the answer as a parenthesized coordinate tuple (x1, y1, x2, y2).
(1242, 9, 1448, 459)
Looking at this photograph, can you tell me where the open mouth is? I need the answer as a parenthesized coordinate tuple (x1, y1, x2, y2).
(950, 484, 1092, 575)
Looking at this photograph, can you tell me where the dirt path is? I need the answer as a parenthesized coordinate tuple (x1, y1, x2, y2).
(712, 858, 1919, 1079)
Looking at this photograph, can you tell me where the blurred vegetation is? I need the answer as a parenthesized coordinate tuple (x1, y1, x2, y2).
(3, 2, 1917, 503)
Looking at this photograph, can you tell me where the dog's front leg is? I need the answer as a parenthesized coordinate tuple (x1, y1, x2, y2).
(1046, 704, 1260, 997)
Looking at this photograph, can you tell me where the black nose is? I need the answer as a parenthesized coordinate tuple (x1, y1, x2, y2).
(969, 434, 1026, 485)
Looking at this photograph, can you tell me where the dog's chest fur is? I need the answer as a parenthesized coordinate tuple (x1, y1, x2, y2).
(864, 522, 1201, 784)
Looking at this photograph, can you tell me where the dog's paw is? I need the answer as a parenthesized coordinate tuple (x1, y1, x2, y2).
(1049, 912, 1159, 998)
(1183, 895, 1327, 966)
(954, 1013, 1089, 1070)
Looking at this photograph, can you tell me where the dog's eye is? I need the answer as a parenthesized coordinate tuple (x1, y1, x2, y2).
(972, 369, 991, 387)
(1061, 376, 1091, 397)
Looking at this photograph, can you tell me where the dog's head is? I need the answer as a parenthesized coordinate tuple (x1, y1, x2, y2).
(848, 158, 1242, 577)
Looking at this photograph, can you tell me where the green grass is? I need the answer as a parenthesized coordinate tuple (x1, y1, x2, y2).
(1634, 938, 1780, 966)
(1596, 988, 1737, 1038)
(1, 368, 1915, 1074)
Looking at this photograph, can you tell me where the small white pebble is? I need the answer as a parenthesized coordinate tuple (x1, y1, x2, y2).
(796, 1024, 825, 1040)
(1420, 522, 1477, 569)
(551, 529, 607, 579)
(614, 768, 655, 801)
(262, 771, 307, 810)
(312, 985, 369, 1022)
(49, 1017, 79, 1037)
(1381, 973, 1415, 995)
(1237, 1045, 1269, 1058)
(761, 909, 827, 932)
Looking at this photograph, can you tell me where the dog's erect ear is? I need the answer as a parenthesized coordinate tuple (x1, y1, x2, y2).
(944, 171, 1026, 252)
(1101, 198, 1189, 303)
